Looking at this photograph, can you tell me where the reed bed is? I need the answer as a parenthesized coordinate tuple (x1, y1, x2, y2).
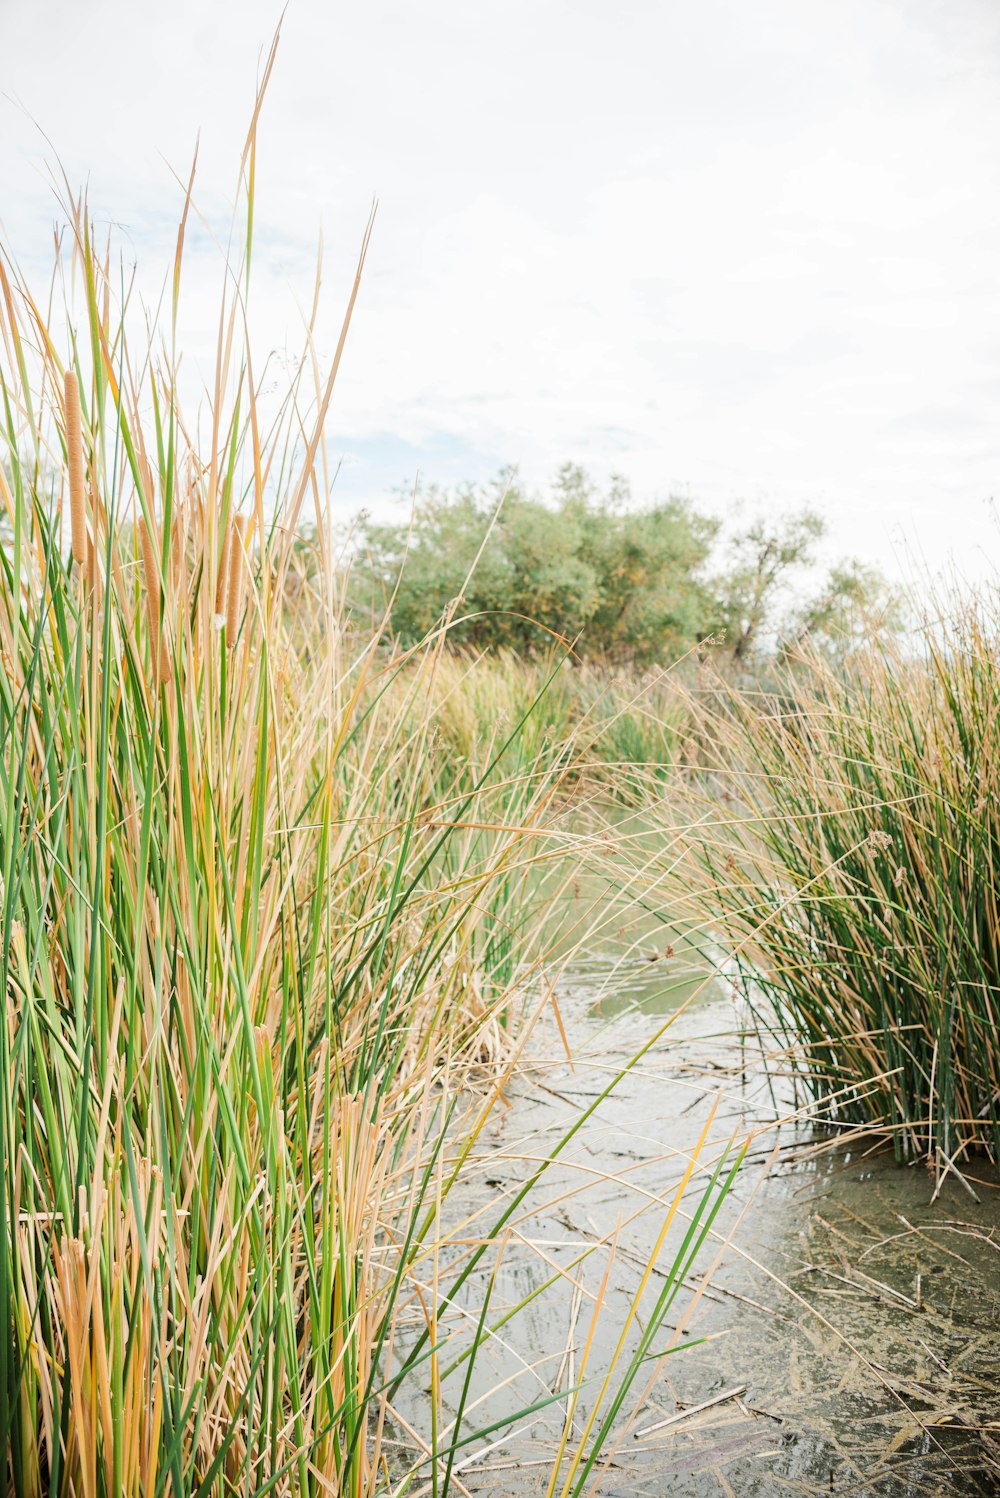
(0, 87, 741, 1497)
(390, 650, 685, 804)
(675, 609, 1000, 1173)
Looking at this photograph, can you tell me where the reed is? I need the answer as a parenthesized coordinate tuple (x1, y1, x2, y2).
(226, 513, 248, 643)
(137, 517, 164, 679)
(391, 648, 686, 802)
(0, 70, 739, 1496)
(675, 606, 1000, 1172)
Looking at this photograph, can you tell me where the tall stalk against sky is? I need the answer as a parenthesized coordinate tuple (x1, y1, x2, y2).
(0, 59, 742, 1497)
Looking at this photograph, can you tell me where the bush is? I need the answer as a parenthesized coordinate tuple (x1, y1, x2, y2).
(354, 465, 719, 665)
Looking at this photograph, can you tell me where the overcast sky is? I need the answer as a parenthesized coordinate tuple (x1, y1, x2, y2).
(3, 0, 1000, 580)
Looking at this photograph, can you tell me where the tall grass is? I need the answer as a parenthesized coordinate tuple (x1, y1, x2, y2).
(0, 80, 741, 1495)
(676, 608, 1000, 1172)
(395, 650, 685, 803)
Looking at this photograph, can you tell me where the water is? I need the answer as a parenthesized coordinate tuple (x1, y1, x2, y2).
(395, 941, 1000, 1495)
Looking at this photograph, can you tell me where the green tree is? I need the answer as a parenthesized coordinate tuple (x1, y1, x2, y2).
(355, 465, 718, 664)
(713, 509, 825, 662)
(353, 468, 902, 669)
(713, 509, 903, 665)
(781, 558, 905, 660)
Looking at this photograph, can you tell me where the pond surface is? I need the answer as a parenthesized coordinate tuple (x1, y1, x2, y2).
(401, 937, 1000, 1496)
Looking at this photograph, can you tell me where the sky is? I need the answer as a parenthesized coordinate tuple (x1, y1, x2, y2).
(2, 0, 1000, 583)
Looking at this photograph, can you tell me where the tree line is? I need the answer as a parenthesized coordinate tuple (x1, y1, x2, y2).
(347, 464, 901, 667)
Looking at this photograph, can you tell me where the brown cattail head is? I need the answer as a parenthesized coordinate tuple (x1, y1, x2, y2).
(214, 515, 233, 619)
(171, 499, 186, 573)
(63, 370, 88, 566)
(226, 515, 249, 647)
(138, 516, 160, 644)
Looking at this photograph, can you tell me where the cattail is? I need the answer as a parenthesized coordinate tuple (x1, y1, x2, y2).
(214, 515, 232, 621)
(63, 369, 88, 566)
(226, 515, 248, 646)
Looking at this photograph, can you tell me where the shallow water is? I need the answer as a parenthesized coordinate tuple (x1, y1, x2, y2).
(396, 943, 1000, 1496)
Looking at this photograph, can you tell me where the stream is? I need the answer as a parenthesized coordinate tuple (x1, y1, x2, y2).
(398, 933, 1000, 1496)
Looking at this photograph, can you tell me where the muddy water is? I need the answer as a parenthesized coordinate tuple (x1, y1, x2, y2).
(407, 943, 1000, 1496)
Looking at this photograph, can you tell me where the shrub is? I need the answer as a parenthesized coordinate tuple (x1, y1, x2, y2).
(353, 465, 719, 665)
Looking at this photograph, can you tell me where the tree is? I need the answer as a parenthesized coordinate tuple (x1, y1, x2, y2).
(713, 509, 824, 662)
(352, 468, 903, 670)
(353, 465, 718, 665)
(781, 559, 905, 661)
(712, 509, 904, 666)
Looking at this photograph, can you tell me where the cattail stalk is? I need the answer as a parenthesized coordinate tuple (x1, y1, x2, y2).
(85, 482, 102, 600)
(226, 515, 248, 646)
(214, 514, 233, 620)
(64, 370, 88, 566)
(139, 517, 166, 684)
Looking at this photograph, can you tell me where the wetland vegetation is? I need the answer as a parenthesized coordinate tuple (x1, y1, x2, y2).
(1, 89, 997, 1498)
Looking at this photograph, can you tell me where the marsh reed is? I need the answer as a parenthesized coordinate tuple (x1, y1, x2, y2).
(676, 617, 1000, 1175)
(0, 64, 741, 1497)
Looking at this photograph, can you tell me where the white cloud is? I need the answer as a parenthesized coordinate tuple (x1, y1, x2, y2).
(2, 0, 999, 580)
